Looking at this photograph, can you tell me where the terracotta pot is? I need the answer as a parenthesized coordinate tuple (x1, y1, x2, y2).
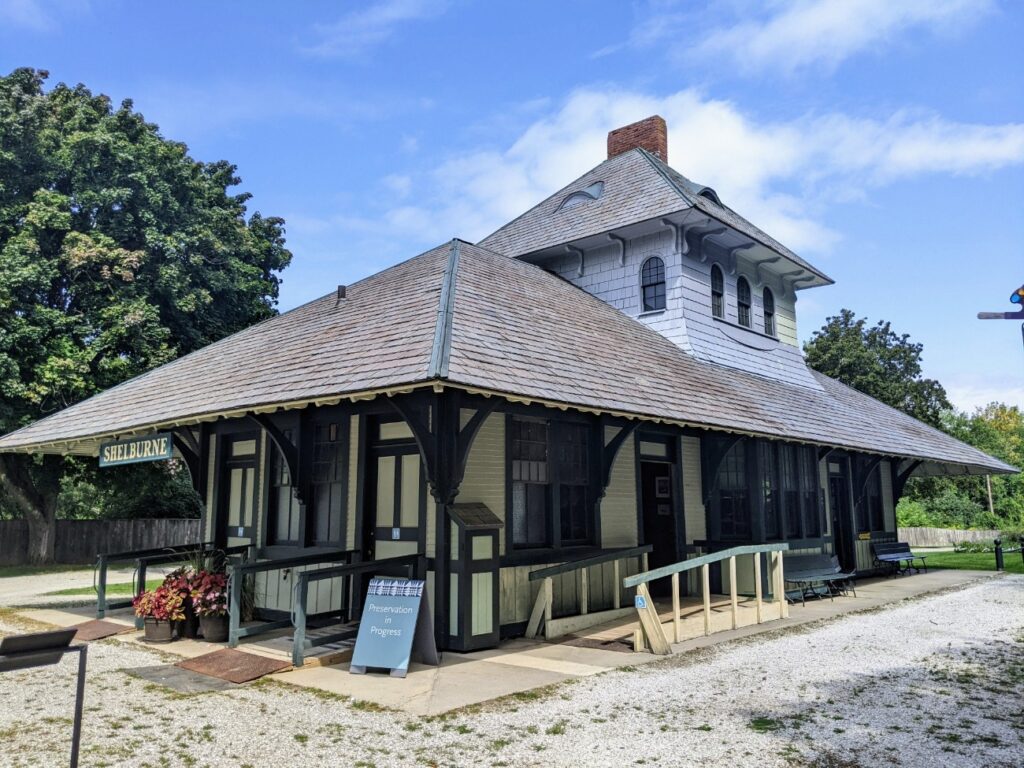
(199, 613, 229, 643)
(143, 617, 174, 643)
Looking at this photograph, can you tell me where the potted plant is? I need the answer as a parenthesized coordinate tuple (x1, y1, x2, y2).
(163, 567, 200, 639)
(133, 586, 185, 643)
(191, 570, 229, 643)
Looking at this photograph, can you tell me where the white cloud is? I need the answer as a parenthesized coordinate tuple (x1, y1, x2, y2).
(0, 0, 73, 30)
(335, 88, 1024, 255)
(946, 381, 1024, 412)
(697, 0, 993, 74)
(304, 0, 447, 57)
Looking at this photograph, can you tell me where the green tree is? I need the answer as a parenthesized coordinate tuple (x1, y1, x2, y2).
(0, 69, 291, 562)
(804, 309, 951, 428)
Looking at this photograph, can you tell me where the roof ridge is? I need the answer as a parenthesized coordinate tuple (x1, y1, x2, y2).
(428, 239, 460, 379)
(636, 147, 697, 206)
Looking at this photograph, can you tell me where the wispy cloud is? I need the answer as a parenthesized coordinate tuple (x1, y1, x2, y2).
(597, 0, 994, 75)
(699, 0, 994, 75)
(303, 0, 448, 57)
(946, 378, 1024, 411)
(325, 88, 1024, 257)
(0, 0, 63, 31)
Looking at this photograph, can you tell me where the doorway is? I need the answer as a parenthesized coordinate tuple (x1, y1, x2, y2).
(361, 418, 426, 562)
(640, 460, 679, 591)
(216, 433, 259, 549)
(828, 459, 855, 572)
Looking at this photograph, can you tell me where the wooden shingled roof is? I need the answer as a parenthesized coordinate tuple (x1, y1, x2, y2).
(0, 240, 1014, 475)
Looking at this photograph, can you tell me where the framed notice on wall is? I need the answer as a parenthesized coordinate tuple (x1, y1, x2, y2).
(655, 477, 670, 498)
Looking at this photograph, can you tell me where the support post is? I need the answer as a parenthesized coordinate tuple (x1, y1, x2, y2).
(543, 577, 553, 638)
(228, 567, 242, 647)
(635, 582, 671, 655)
(134, 561, 148, 629)
(580, 567, 589, 616)
(753, 553, 763, 624)
(701, 563, 711, 636)
(671, 572, 681, 643)
(292, 578, 309, 668)
(95, 556, 108, 620)
(729, 556, 738, 630)
(613, 560, 621, 610)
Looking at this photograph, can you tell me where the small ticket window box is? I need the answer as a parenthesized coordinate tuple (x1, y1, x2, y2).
(447, 503, 503, 652)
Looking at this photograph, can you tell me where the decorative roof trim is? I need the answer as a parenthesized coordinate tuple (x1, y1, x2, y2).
(428, 239, 460, 379)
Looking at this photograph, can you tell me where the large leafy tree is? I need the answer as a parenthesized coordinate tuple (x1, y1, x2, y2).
(804, 309, 951, 428)
(0, 69, 292, 562)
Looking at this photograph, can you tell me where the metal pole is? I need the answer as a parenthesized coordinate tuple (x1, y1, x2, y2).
(985, 475, 994, 517)
(95, 557, 107, 620)
(70, 645, 87, 768)
(994, 539, 1004, 571)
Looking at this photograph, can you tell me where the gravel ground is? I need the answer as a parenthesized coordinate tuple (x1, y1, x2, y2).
(1, 575, 1021, 768)
(0, 567, 169, 608)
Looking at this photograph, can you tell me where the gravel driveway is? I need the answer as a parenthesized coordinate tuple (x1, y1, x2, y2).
(1, 575, 1021, 768)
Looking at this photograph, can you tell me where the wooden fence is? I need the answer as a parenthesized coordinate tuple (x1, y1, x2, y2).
(897, 526, 1002, 548)
(0, 519, 202, 566)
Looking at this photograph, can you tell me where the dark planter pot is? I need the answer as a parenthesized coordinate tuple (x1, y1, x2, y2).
(177, 602, 200, 640)
(199, 614, 229, 643)
(143, 618, 174, 644)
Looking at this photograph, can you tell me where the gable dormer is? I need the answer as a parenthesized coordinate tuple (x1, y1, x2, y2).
(477, 117, 833, 390)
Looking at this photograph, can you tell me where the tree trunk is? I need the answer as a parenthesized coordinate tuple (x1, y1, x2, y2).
(0, 454, 61, 564)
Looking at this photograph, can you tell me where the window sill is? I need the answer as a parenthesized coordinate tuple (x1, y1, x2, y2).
(637, 309, 666, 319)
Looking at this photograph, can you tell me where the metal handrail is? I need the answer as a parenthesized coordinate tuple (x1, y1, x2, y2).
(528, 545, 653, 582)
(623, 542, 790, 588)
(226, 548, 359, 648)
(290, 553, 425, 667)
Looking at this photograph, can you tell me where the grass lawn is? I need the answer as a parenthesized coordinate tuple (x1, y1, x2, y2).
(44, 579, 163, 597)
(924, 550, 1024, 575)
(0, 564, 91, 579)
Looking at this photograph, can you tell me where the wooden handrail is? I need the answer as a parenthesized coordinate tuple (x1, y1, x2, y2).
(528, 545, 653, 581)
(623, 542, 789, 588)
(227, 548, 358, 576)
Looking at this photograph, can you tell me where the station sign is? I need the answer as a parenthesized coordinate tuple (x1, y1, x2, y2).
(98, 433, 174, 467)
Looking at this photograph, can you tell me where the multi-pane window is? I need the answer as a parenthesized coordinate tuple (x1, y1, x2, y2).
(511, 418, 550, 548)
(800, 448, 822, 537)
(268, 430, 301, 546)
(711, 264, 724, 319)
(760, 442, 780, 539)
(737, 277, 752, 328)
(779, 444, 801, 538)
(511, 417, 594, 550)
(718, 442, 750, 539)
(763, 287, 776, 336)
(860, 465, 885, 532)
(558, 424, 590, 545)
(311, 422, 345, 546)
(640, 257, 666, 312)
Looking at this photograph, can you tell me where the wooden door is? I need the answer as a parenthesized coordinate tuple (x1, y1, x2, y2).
(362, 420, 426, 561)
(217, 434, 259, 549)
(641, 461, 677, 593)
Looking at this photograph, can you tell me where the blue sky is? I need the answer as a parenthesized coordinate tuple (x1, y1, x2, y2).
(2, 0, 1023, 411)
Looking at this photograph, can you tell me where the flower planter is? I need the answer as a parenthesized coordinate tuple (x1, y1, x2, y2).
(199, 614, 229, 643)
(143, 617, 174, 644)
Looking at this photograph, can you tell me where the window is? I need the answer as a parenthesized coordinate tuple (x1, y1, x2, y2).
(763, 287, 776, 336)
(510, 416, 594, 550)
(800, 448, 822, 537)
(711, 264, 724, 318)
(311, 422, 345, 546)
(779, 444, 800, 538)
(760, 442, 780, 539)
(268, 430, 301, 546)
(859, 465, 885, 533)
(717, 441, 750, 540)
(737, 276, 752, 328)
(511, 418, 550, 548)
(558, 423, 590, 545)
(640, 257, 666, 312)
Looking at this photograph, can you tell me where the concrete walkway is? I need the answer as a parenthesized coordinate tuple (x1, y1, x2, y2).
(13, 568, 992, 715)
(0, 566, 167, 608)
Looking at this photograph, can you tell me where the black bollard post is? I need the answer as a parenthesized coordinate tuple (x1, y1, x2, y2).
(994, 538, 1004, 571)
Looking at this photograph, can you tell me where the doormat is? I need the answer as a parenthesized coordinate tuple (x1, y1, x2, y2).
(72, 619, 135, 642)
(176, 649, 290, 684)
(125, 664, 236, 694)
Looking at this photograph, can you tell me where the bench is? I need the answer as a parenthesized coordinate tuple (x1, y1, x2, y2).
(784, 554, 856, 606)
(871, 541, 927, 576)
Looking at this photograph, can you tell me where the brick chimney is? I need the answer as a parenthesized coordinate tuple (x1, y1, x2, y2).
(607, 115, 667, 162)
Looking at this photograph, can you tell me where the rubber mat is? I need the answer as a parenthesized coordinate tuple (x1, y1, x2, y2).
(176, 648, 290, 683)
(71, 619, 135, 642)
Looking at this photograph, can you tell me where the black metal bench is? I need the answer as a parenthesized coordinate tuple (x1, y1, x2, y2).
(784, 554, 856, 605)
(871, 541, 927, 576)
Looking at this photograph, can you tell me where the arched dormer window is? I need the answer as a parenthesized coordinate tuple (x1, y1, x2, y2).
(737, 276, 752, 328)
(763, 287, 776, 336)
(640, 257, 666, 312)
(710, 264, 724, 319)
